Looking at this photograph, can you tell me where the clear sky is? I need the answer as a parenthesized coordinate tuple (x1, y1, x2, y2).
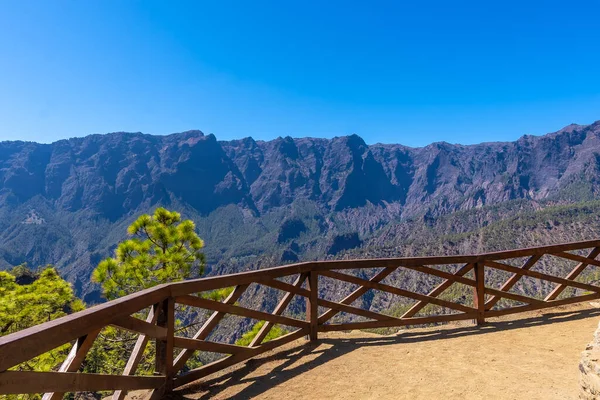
(1, 1, 599, 146)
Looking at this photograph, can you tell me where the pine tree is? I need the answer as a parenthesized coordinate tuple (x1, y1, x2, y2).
(93, 207, 205, 300)
(87, 208, 211, 377)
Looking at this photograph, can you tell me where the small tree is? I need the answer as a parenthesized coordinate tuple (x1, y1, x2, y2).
(86, 208, 208, 378)
(93, 207, 205, 300)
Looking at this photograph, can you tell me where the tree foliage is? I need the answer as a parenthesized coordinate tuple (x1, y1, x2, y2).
(93, 207, 205, 300)
(0, 265, 84, 375)
(87, 208, 211, 377)
(235, 321, 288, 347)
(0, 265, 84, 338)
(201, 286, 234, 302)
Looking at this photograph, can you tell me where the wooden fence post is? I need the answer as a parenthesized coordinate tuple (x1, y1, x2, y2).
(155, 297, 175, 394)
(474, 262, 485, 325)
(307, 271, 318, 341)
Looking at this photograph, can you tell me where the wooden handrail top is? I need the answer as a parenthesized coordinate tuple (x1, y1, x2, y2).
(0, 285, 170, 372)
(2, 238, 600, 373)
(170, 238, 600, 294)
(310, 238, 600, 269)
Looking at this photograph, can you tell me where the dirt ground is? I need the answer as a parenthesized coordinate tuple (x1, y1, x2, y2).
(167, 303, 600, 400)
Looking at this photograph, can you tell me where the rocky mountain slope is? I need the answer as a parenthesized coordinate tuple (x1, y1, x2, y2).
(1, 121, 600, 303)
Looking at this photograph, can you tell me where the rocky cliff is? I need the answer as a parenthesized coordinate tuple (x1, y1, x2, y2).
(1, 121, 600, 301)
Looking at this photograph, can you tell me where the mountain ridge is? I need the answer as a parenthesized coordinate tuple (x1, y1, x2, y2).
(8, 120, 594, 148)
(1, 120, 600, 301)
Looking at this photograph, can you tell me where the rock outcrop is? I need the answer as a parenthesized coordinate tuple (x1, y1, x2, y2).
(580, 321, 600, 399)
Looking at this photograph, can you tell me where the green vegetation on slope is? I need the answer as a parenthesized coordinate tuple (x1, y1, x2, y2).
(235, 321, 289, 346)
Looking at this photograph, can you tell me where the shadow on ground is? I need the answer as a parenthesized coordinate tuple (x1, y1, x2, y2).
(166, 307, 600, 399)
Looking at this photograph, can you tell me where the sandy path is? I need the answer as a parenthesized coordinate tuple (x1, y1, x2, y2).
(172, 303, 600, 400)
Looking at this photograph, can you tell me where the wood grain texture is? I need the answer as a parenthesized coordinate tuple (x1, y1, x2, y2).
(0, 371, 164, 394)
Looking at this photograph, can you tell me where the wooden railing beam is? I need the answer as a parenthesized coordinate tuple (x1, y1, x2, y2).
(172, 284, 248, 374)
(473, 262, 485, 325)
(318, 266, 397, 324)
(307, 271, 319, 341)
(485, 292, 600, 318)
(250, 274, 308, 347)
(399, 264, 476, 287)
(5, 240, 600, 396)
(42, 329, 101, 400)
(173, 337, 248, 354)
(402, 263, 474, 319)
(317, 298, 399, 322)
(154, 297, 175, 396)
(484, 260, 600, 293)
(175, 295, 310, 329)
(252, 278, 399, 322)
(320, 312, 476, 332)
(0, 371, 164, 394)
(113, 305, 158, 400)
(174, 328, 307, 388)
(308, 239, 600, 271)
(111, 315, 167, 340)
(483, 287, 545, 306)
(169, 263, 313, 297)
(484, 255, 541, 310)
(0, 285, 170, 372)
(545, 247, 600, 301)
(551, 250, 600, 269)
(320, 270, 476, 314)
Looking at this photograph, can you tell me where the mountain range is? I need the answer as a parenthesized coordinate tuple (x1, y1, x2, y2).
(2, 120, 600, 303)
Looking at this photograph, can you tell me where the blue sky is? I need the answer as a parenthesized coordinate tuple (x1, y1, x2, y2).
(0, 1, 599, 146)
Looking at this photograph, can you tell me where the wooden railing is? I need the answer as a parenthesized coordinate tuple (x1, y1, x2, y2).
(3, 239, 600, 398)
